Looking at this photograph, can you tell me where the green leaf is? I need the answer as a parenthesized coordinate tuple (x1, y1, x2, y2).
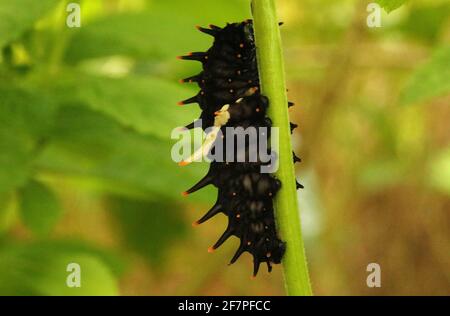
(0, 86, 56, 193)
(37, 254, 117, 296)
(25, 240, 126, 277)
(64, 0, 250, 63)
(110, 197, 186, 266)
(376, 0, 409, 13)
(398, 3, 450, 44)
(151, 0, 251, 25)
(0, 241, 120, 295)
(401, 45, 450, 105)
(428, 147, 450, 196)
(54, 74, 200, 140)
(0, 0, 59, 48)
(0, 192, 15, 234)
(36, 105, 212, 203)
(64, 12, 207, 63)
(0, 133, 31, 193)
(18, 180, 62, 236)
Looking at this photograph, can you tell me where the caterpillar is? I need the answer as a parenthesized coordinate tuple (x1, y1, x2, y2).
(177, 20, 302, 276)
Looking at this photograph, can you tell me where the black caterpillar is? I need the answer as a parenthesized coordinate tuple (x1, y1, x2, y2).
(178, 20, 302, 276)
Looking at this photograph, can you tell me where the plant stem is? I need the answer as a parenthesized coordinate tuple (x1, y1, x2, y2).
(251, 0, 313, 296)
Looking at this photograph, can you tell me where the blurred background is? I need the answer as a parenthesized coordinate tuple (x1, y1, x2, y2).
(0, 0, 449, 295)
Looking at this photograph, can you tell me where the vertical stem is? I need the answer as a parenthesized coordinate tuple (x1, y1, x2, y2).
(251, 0, 312, 296)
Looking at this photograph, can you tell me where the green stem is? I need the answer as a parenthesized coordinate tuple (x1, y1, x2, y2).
(251, 0, 313, 296)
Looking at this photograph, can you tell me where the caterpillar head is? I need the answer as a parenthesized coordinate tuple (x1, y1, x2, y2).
(242, 20, 255, 46)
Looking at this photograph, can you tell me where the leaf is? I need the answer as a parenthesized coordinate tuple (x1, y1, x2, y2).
(0, 86, 57, 193)
(0, 133, 31, 193)
(401, 45, 450, 105)
(376, 0, 409, 13)
(18, 180, 62, 236)
(151, 0, 251, 25)
(110, 197, 187, 266)
(64, 0, 251, 63)
(64, 12, 207, 63)
(0, 192, 15, 234)
(53, 74, 200, 140)
(36, 105, 212, 203)
(427, 147, 450, 196)
(0, 0, 59, 48)
(37, 255, 117, 296)
(0, 241, 120, 295)
(29, 240, 126, 277)
(398, 3, 450, 44)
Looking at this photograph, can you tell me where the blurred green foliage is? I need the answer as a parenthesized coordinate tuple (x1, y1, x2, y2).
(110, 197, 187, 265)
(0, 240, 123, 295)
(376, 0, 409, 13)
(0, 0, 252, 296)
(0, 0, 59, 48)
(0, 0, 449, 295)
(19, 180, 62, 235)
(401, 45, 450, 105)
